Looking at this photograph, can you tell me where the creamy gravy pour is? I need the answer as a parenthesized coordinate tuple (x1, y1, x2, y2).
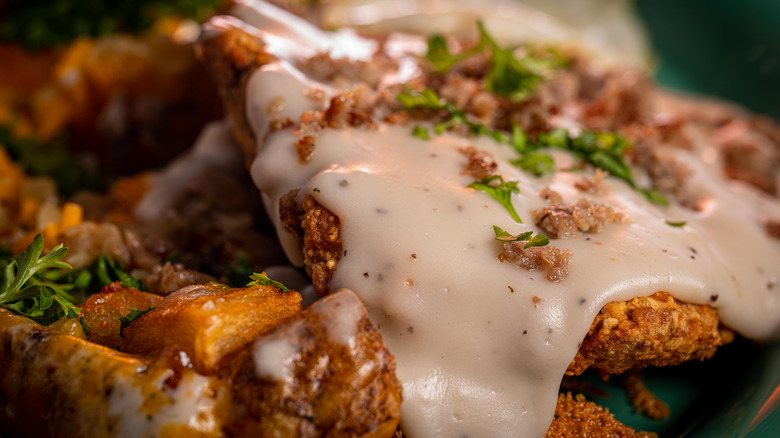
(219, 2, 780, 436)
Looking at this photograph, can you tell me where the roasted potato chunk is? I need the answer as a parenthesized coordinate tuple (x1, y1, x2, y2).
(121, 282, 302, 374)
(225, 289, 402, 438)
(80, 281, 163, 350)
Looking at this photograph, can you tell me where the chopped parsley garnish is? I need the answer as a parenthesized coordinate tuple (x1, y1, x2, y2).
(493, 225, 549, 249)
(412, 125, 431, 140)
(225, 252, 255, 287)
(665, 220, 687, 227)
(397, 88, 506, 142)
(468, 175, 522, 223)
(119, 306, 155, 338)
(0, 234, 82, 325)
(509, 151, 555, 176)
(508, 127, 669, 205)
(247, 272, 290, 293)
(424, 22, 565, 101)
(95, 254, 146, 291)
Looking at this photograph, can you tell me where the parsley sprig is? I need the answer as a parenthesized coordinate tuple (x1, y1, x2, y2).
(468, 175, 523, 223)
(119, 306, 156, 337)
(493, 225, 549, 249)
(397, 88, 507, 142)
(247, 272, 290, 293)
(0, 234, 82, 325)
(509, 128, 668, 205)
(425, 22, 564, 101)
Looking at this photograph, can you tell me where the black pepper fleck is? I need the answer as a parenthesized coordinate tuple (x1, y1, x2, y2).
(522, 330, 527, 335)
(547, 328, 553, 334)
(343, 250, 348, 257)
(508, 285, 514, 293)
(363, 272, 369, 278)
(578, 298, 586, 305)
(710, 294, 719, 302)
(411, 253, 417, 259)
(339, 180, 349, 187)
(407, 326, 414, 333)
(689, 246, 698, 254)
(376, 208, 388, 215)
(313, 188, 320, 193)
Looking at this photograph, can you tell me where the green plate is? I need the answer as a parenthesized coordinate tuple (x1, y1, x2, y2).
(576, 339, 780, 437)
(574, 2, 780, 436)
(636, 0, 780, 118)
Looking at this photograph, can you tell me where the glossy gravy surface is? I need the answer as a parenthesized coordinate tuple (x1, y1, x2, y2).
(224, 2, 780, 436)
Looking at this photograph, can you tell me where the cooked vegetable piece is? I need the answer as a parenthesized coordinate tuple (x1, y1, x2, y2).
(121, 282, 302, 374)
(79, 281, 163, 350)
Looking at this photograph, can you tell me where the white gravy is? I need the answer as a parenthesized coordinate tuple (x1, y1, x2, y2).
(215, 2, 780, 437)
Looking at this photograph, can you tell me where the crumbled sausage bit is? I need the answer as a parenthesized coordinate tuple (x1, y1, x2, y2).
(763, 218, 780, 239)
(459, 145, 499, 180)
(573, 169, 609, 194)
(534, 198, 629, 239)
(295, 136, 316, 163)
(539, 187, 564, 205)
(499, 242, 573, 282)
(269, 117, 294, 133)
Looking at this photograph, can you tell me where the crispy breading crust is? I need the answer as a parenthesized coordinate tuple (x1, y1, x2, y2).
(544, 393, 657, 438)
(198, 26, 268, 163)
(567, 291, 734, 376)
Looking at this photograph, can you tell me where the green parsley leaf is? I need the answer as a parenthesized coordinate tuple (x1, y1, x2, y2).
(510, 151, 555, 176)
(247, 272, 291, 293)
(119, 306, 156, 338)
(225, 252, 255, 287)
(397, 88, 506, 142)
(640, 188, 670, 206)
(79, 315, 91, 337)
(424, 35, 468, 72)
(95, 254, 146, 291)
(412, 125, 431, 140)
(665, 220, 687, 227)
(476, 22, 559, 101)
(509, 126, 669, 205)
(468, 176, 522, 223)
(492, 225, 549, 249)
(0, 234, 82, 325)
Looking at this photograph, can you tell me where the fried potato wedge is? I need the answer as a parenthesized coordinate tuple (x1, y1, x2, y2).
(0, 308, 227, 437)
(80, 281, 164, 350)
(0, 289, 400, 437)
(121, 282, 302, 375)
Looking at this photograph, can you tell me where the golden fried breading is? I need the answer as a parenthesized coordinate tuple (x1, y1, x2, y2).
(198, 25, 269, 162)
(225, 289, 402, 437)
(622, 371, 670, 420)
(544, 393, 657, 438)
(568, 291, 734, 376)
